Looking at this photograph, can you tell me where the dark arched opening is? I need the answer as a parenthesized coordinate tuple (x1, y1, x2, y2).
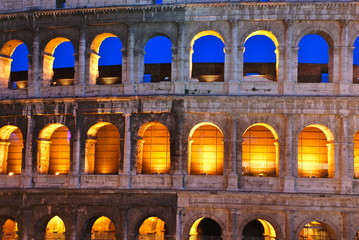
(242, 219, 276, 240)
(190, 217, 221, 240)
(52, 41, 75, 86)
(10, 43, 29, 89)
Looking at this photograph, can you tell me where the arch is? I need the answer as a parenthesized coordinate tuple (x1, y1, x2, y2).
(297, 124, 334, 178)
(85, 122, 120, 174)
(0, 40, 28, 89)
(190, 30, 225, 82)
(45, 216, 66, 240)
(243, 30, 278, 81)
(0, 125, 24, 175)
(143, 36, 172, 83)
(354, 131, 359, 178)
(43, 37, 75, 86)
(188, 123, 224, 175)
(242, 219, 277, 240)
(138, 216, 167, 240)
(298, 33, 330, 83)
(90, 216, 116, 240)
(90, 33, 122, 85)
(137, 122, 170, 174)
(353, 36, 359, 83)
(2, 218, 18, 240)
(298, 221, 333, 240)
(37, 124, 71, 174)
(242, 123, 279, 177)
(189, 217, 222, 240)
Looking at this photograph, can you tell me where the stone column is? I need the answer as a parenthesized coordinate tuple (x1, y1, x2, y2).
(227, 118, 238, 190)
(284, 211, 295, 240)
(283, 20, 295, 84)
(330, 47, 341, 88)
(175, 208, 183, 240)
(227, 20, 240, 94)
(70, 113, 81, 188)
(120, 113, 132, 188)
(29, 28, 40, 97)
(276, 46, 285, 94)
(42, 53, 54, 86)
(0, 56, 12, 88)
(283, 114, 296, 192)
(22, 114, 33, 188)
(123, 24, 135, 94)
(69, 208, 78, 240)
(121, 208, 128, 240)
(0, 141, 10, 173)
(339, 20, 352, 95)
(76, 25, 87, 95)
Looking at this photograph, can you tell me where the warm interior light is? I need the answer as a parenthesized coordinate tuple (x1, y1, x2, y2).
(354, 132, 359, 178)
(141, 123, 170, 174)
(8, 172, 14, 176)
(139, 217, 166, 240)
(189, 123, 223, 175)
(299, 221, 330, 239)
(55, 172, 60, 175)
(91, 216, 116, 240)
(242, 124, 277, 177)
(2, 219, 18, 239)
(46, 216, 65, 240)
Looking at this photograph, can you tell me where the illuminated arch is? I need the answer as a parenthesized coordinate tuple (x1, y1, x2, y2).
(137, 122, 170, 174)
(189, 217, 222, 240)
(0, 40, 28, 89)
(298, 221, 332, 240)
(242, 123, 279, 177)
(37, 124, 71, 174)
(353, 131, 359, 178)
(188, 123, 224, 175)
(298, 124, 334, 178)
(138, 217, 167, 240)
(85, 122, 120, 174)
(91, 216, 116, 240)
(90, 33, 122, 85)
(0, 125, 23, 175)
(143, 36, 172, 83)
(45, 216, 65, 240)
(243, 30, 278, 81)
(242, 219, 277, 240)
(2, 218, 18, 240)
(43, 37, 74, 86)
(190, 30, 225, 82)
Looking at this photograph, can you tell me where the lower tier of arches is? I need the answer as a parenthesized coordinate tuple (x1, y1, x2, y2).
(0, 189, 357, 240)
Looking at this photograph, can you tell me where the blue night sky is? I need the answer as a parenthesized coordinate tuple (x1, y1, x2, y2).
(10, 34, 356, 72)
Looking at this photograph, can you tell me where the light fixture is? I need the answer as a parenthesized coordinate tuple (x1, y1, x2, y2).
(8, 172, 14, 176)
(55, 172, 60, 175)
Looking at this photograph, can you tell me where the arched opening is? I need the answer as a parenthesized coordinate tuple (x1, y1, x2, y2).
(0, 125, 24, 175)
(188, 123, 223, 175)
(138, 122, 170, 174)
(97, 37, 122, 85)
(242, 219, 276, 240)
(91, 216, 116, 240)
(43, 38, 75, 86)
(242, 124, 278, 177)
(143, 36, 172, 83)
(0, 40, 28, 89)
(189, 217, 221, 240)
(243, 31, 278, 81)
(85, 122, 120, 174)
(353, 37, 359, 83)
(45, 216, 65, 240)
(298, 125, 334, 178)
(37, 124, 71, 174)
(298, 34, 330, 83)
(299, 221, 331, 240)
(191, 31, 225, 82)
(354, 131, 359, 178)
(138, 217, 167, 240)
(2, 218, 18, 240)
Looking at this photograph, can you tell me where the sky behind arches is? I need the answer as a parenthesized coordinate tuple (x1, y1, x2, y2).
(10, 33, 354, 72)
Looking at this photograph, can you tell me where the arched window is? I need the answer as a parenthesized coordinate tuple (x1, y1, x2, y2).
(90, 33, 122, 85)
(37, 124, 71, 174)
(189, 123, 223, 175)
(2, 218, 18, 240)
(299, 221, 331, 240)
(85, 123, 120, 174)
(189, 217, 221, 240)
(138, 122, 170, 174)
(242, 219, 277, 240)
(0, 125, 24, 175)
(242, 124, 278, 177)
(298, 34, 330, 83)
(191, 31, 225, 82)
(138, 217, 167, 240)
(243, 31, 278, 81)
(353, 37, 359, 83)
(0, 40, 28, 89)
(143, 36, 172, 83)
(45, 216, 65, 240)
(298, 125, 334, 178)
(354, 131, 359, 178)
(91, 216, 116, 240)
(43, 38, 75, 86)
